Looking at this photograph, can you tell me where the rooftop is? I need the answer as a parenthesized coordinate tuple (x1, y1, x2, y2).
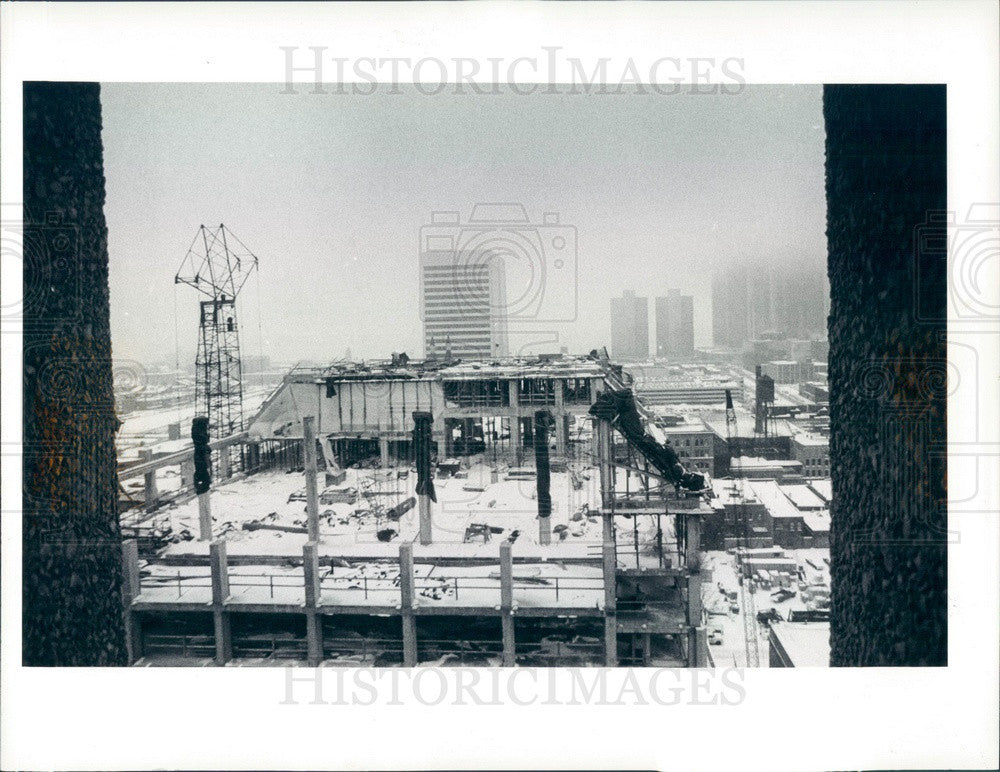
(769, 622, 831, 667)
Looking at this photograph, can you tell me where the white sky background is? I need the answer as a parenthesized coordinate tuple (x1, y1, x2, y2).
(101, 83, 826, 365)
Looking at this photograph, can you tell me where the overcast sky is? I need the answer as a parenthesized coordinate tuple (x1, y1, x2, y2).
(100, 83, 826, 366)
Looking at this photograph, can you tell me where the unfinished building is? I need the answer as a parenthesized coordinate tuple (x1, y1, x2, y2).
(120, 354, 716, 667)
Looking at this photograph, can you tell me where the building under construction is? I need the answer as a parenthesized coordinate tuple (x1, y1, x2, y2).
(119, 353, 717, 667)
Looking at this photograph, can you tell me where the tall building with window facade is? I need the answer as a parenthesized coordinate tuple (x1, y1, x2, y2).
(655, 289, 695, 357)
(610, 289, 649, 360)
(420, 251, 509, 360)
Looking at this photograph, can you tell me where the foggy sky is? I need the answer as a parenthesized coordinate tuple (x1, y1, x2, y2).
(100, 83, 826, 366)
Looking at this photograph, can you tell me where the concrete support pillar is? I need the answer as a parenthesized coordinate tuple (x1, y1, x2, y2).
(180, 458, 195, 489)
(303, 541, 322, 667)
(688, 626, 708, 667)
(219, 446, 231, 480)
(500, 542, 515, 666)
(168, 422, 181, 441)
(684, 514, 701, 571)
(379, 436, 390, 468)
(601, 540, 618, 662)
(508, 381, 522, 465)
(140, 448, 158, 513)
(197, 492, 212, 541)
(418, 495, 432, 546)
(210, 540, 232, 665)
(596, 418, 614, 510)
(602, 511, 615, 544)
(121, 539, 142, 663)
(687, 573, 703, 628)
(303, 416, 320, 543)
(399, 543, 418, 666)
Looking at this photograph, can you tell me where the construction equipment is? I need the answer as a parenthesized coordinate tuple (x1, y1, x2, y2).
(725, 388, 761, 667)
(589, 388, 706, 492)
(175, 224, 259, 474)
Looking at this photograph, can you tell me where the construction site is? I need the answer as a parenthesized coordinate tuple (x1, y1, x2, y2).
(111, 224, 830, 669)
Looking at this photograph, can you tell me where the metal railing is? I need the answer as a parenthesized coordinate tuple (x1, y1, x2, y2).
(140, 572, 213, 598)
(228, 573, 305, 599)
(143, 633, 216, 658)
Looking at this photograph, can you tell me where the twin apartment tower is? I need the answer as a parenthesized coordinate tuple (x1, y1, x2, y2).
(611, 289, 695, 361)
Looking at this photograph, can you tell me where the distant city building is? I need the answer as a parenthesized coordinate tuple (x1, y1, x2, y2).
(610, 290, 649, 360)
(420, 250, 509, 360)
(790, 432, 830, 479)
(712, 258, 827, 348)
(655, 289, 695, 357)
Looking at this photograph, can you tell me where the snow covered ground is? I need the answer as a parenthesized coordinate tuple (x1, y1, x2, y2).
(159, 461, 608, 560)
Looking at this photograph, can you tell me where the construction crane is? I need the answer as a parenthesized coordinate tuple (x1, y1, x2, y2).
(725, 388, 761, 667)
(175, 224, 259, 473)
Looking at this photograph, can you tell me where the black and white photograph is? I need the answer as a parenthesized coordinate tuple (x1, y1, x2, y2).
(2, 2, 998, 770)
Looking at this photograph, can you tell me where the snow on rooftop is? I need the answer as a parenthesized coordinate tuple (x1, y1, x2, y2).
(159, 463, 606, 560)
(770, 622, 831, 667)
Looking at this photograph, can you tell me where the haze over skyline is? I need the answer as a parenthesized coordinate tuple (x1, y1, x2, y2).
(101, 83, 827, 366)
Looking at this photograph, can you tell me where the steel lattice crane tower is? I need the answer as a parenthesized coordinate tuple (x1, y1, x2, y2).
(726, 388, 761, 667)
(175, 225, 259, 473)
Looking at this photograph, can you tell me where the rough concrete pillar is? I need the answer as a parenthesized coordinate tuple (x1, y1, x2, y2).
(140, 448, 158, 513)
(197, 492, 212, 541)
(602, 541, 618, 664)
(121, 540, 142, 663)
(499, 542, 515, 666)
(210, 540, 232, 665)
(418, 496, 432, 546)
(379, 436, 390, 468)
(181, 458, 195, 489)
(596, 419, 614, 510)
(684, 514, 701, 571)
(687, 573, 703, 627)
(508, 380, 522, 465)
(303, 542, 322, 666)
(688, 626, 707, 667)
(825, 84, 947, 667)
(219, 446, 231, 480)
(168, 422, 181, 441)
(399, 543, 418, 666)
(303, 416, 320, 543)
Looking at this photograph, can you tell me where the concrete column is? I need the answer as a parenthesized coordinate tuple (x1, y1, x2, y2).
(604, 616, 618, 667)
(303, 416, 320, 543)
(379, 436, 390, 468)
(602, 511, 615, 544)
(303, 542, 322, 666)
(418, 495, 432, 546)
(180, 458, 195, 489)
(602, 542, 617, 613)
(210, 540, 232, 665)
(197, 492, 212, 541)
(684, 513, 701, 571)
(687, 573, 703, 627)
(399, 543, 418, 666)
(219, 446, 231, 480)
(553, 380, 566, 457)
(303, 542, 320, 608)
(508, 380, 522, 466)
(140, 448, 158, 513)
(596, 419, 614, 510)
(168, 422, 181, 441)
(688, 626, 707, 667)
(500, 542, 515, 666)
(121, 540, 142, 663)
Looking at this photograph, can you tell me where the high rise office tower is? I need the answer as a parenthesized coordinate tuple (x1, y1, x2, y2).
(610, 289, 649, 360)
(420, 250, 509, 360)
(655, 289, 695, 357)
